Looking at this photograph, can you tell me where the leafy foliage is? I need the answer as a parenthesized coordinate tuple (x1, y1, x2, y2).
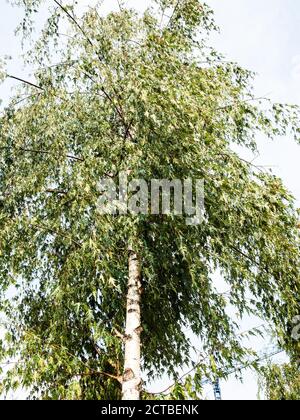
(0, 0, 299, 399)
(260, 362, 300, 400)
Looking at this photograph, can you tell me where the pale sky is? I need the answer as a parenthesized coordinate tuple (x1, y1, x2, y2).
(0, 0, 299, 401)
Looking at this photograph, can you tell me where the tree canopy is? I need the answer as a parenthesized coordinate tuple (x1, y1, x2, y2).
(0, 0, 299, 400)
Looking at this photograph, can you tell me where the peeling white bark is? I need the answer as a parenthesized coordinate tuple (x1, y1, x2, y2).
(122, 247, 142, 400)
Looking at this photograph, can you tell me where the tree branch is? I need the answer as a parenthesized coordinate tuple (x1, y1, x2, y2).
(11, 93, 42, 107)
(77, 370, 123, 384)
(53, 0, 94, 47)
(149, 354, 207, 396)
(31, 222, 82, 249)
(7, 75, 44, 91)
(218, 152, 265, 173)
(216, 96, 269, 112)
(229, 245, 270, 275)
(0, 146, 84, 162)
(116, 0, 123, 11)
(45, 189, 69, 195)
(167, 0, 181, 28)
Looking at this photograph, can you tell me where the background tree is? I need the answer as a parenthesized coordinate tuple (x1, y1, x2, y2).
(260, 359, 300, 400)
(259, 310, 300, 400)
(0, 0, 299, 400)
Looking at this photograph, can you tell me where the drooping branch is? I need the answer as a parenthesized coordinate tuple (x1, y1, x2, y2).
(149, 346, 284, 397)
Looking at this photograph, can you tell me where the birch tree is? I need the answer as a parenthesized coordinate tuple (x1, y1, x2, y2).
(0, 0, 299, 400)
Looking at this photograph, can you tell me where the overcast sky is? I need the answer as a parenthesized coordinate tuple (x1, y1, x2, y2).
(0, 0, 299, 400)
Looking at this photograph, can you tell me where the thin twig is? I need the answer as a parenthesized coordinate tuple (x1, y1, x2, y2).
(116, 0, 123, 11)
(53, 0, 94, 47)
(0, 146, 84, 163)
(150, 354, 207, 396)
(31, 221, 82, 249)
(218, 152, 265, 173)
(45, 189, 69, 195)
(216, 96, 269, 111)
(76, 370, 123, 384)
(167, 0, 181, 28)
(10, 93, 42, 107)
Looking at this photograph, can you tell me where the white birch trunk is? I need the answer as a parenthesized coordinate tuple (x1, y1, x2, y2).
(122, 247, 142, 400)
